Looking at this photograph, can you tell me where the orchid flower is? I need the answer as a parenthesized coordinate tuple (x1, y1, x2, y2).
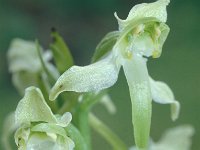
(130, 125, 194, 150)
(49, 0, 179, 149)
(14, 86, 74, 150)
(7, 39, 59, 95)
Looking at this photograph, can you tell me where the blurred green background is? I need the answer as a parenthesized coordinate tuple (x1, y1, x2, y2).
(0, 0, 199, 149)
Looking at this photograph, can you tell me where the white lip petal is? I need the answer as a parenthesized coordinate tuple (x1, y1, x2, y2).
(26, 133, 74, 150)
(122, 56, 152, 149)
(149, 77, 180, 121)
(49, 55, 120, 101)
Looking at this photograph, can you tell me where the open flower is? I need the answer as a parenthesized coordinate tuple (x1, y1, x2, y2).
(15, 87, 74, 150)
(7, 39, 59, 95)
(49, 0, 179, 149)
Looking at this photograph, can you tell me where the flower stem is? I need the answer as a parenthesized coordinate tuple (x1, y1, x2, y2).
(89, 113, 127, 150)
(35, 40, 56, 84)
(65, 123, 89, 150)
(73, 108, 91, 150)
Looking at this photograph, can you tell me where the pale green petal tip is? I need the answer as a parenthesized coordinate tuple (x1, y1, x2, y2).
(49, 83, 63, 101)
(56, 112, 72, 127)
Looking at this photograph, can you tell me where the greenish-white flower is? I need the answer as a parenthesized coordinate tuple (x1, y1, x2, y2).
(7, 39, 59, 95)
(49, 0, 179, 149)
(15, 87, 74, 150)
(130, 125, 194, 150)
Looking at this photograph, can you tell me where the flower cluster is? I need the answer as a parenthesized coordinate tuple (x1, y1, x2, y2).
(2, 0, 194, 150)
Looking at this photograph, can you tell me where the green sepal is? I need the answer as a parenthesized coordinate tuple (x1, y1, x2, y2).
(92, 31, 120, 62)
(50, 30, 74, 73)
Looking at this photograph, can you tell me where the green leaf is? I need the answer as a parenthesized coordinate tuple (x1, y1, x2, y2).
(50, 30, 74, 73)
(92, 31, 119, 62)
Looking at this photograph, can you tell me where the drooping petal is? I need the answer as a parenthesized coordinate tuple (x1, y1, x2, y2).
(15, 86, 57, 126)
(122, 56, 152, 149)
(115, 0, 170, 30)
(49, 55, 120, 101)
(152, 125, 194, 150)
(149, 77, 180, 121)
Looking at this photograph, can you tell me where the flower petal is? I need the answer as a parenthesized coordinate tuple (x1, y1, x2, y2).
(26, 133, 74, 150)
(122, 56, 152, 149)
(115, 0, 170, 30)
(15, 86, 57, 126)
(31, 123, 67, 138)
(49, 55, 120, 100)
(14, 124, 30, 149)
(55, 112, 72, 127)
(149, 77, 180, 121)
